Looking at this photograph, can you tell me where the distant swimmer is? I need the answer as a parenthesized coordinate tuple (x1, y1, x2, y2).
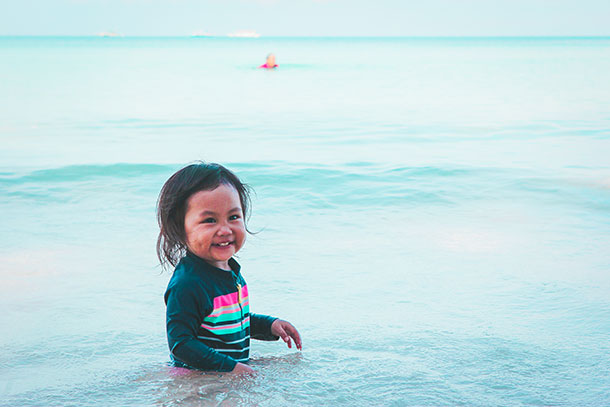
(259, 53, 278, 69)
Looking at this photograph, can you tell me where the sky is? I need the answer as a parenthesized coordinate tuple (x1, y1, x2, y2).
(1, 0, 609, 37)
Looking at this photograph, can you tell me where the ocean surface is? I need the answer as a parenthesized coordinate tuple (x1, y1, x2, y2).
(1, 37, 609, 406)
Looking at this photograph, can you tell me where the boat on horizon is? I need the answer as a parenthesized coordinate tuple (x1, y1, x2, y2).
(96, 31, 124, 38)
(227, 30, 261, 38)
(191, 30, 214, 37)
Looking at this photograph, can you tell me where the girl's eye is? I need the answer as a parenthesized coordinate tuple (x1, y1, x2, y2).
(202, 217, 216, 224)
(229, 214, 241, 221)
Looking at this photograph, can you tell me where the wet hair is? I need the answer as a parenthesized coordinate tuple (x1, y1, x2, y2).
(156, 162, 252, 269)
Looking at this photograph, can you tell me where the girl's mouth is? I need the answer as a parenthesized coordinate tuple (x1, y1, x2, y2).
(213, 241, 233, 247)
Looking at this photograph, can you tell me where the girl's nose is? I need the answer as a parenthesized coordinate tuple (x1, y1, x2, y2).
(216, 224, 231, 235)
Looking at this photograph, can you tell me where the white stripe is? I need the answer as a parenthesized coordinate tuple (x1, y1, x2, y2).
(217, 347, 250, 353)
(234, 357, 249, 362)
(197, 335, 250, 345)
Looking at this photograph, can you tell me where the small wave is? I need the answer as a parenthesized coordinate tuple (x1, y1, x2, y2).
(0, 161, 489, 208)
(0, 163, 178, 203)
(0, 163, 176, 185)
(3, 161, 608, 214)
(234, 161, 507, 209)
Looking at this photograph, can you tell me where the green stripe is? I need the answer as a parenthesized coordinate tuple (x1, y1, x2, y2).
(204, 304, 250, 324)
(204, 308, 242, 324)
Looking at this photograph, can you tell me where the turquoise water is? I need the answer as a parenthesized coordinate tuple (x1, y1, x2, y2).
(1, 37, 610, 406)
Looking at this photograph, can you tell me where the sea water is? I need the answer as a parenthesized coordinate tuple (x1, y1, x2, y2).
(1, 37, 609, 406)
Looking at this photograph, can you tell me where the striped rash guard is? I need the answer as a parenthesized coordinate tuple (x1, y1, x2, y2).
(164, 252, 278, 371)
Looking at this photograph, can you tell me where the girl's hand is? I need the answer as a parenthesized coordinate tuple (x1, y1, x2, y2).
(271, 319, 302, 351)
(232, 362, 255, 374)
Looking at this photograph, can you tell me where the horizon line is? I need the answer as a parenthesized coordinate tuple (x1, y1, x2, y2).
(2, 34, 610, 39)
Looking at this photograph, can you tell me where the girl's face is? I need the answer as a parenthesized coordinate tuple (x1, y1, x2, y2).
(183, 184, 246, 270)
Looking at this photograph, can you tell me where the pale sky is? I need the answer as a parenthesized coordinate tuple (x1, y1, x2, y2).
(1, 0, 609, 37)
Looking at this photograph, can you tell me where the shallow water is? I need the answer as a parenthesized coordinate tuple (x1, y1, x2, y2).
(1, 37, 610, 406)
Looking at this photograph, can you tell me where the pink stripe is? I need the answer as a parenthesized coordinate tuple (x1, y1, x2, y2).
(212, 285, 249, 308)
(208, 299, 250, 317)
(201, 316, 250, 330)
(213, 292, 237, 308)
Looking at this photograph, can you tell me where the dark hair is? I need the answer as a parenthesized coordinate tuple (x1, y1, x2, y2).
(156, 162, 252, 269)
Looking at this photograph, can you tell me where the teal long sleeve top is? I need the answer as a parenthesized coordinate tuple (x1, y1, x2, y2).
(164, 252, 278, 371)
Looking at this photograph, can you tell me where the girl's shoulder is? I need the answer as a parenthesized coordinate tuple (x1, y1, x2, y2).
(170, 256, 206, 283)
(169, 254, 228, 289)
(165, 259, 213, 305)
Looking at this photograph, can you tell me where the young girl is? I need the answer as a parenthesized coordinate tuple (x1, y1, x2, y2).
(157, 162, 302, 373)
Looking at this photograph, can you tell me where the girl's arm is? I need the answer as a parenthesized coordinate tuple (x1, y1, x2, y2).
(165, 282, 237, 372)
(271, 319, 302, 351)
(251, 314, 302, 351)
(250, 313, 279, 340)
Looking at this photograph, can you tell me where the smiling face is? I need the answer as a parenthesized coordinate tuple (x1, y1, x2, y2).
(183, 183, 246, 270)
